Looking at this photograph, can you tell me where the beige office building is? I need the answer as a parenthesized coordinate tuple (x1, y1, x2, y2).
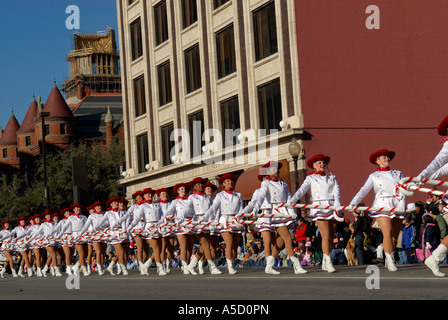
(116, 0, 305, 201)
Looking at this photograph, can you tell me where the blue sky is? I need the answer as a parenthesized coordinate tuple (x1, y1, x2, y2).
(0, 0, 119, 129)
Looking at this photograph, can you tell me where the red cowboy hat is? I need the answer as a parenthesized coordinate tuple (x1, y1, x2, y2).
(142, 188, 155, 195)
(60, 208, 70, 215)
(17, 216, 26, 222)
(41, 210, 52, 218)
(1, 220, 11, 226)
(70, 203, 84, 210)
(91, 201, 104, 208)
(306, 154, 331, 169)
(369, 149, 396, 165)
(106, 197, 119, 207)
(118, 198, 128, 205)
(156, 188, 172, 197)
(51, 212, 60, 218)
(173, 183, 190, 195)
(218, 174, 238, 185)
(132, 191, 144, 199)
(438, 115, 448, 136)
(204, 182, 218, 192)
(188, 177, 208, 189)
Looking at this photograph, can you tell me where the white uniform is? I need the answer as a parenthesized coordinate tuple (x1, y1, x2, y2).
(158, 201, 173, 237)
(95, 209, 127, 244)
(61, 214, 88, 244)
(53, 218, 74, 247)
(130, 202, 163, 239)
(289, 173, 342, 221)
(79, 212, 106, 243)
(205, 190, 244, 233)
(253, 179, 297, 228)
(28, 220, 57, 247)
(9, 225, 30, 252)
(418, 139, 448, 180)
(0, 229, 14, 253)
(244, 187, 273, 232)
(350, 169, 406, 219)
(189, 193, 213, 234)
(165, 198, 194, 235)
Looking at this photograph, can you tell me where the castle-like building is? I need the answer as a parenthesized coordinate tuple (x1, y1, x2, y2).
(0, 28, 123, 174)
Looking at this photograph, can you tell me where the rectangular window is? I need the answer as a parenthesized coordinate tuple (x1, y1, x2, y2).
(136, 133, 149, 174)
(214, 0, 229, 10)
(25, 136, 31, 147)
(133, 75, 146, 117)
(45, 124, 50, 136)
(130, 18, 143, 61)
(60, 124, 66, 135)
(216, 24, 236, 79)
(154, 1, 169, 46)
(188, 110, 205, 158)
(161, 123, 175, 166)
(157, 61, 172, 106)
(2, 149, 7, 158)
(182, 0, 197, 29)
(185, 44, 201, 93)
(253, 0, 278, 61)
(220, 96, 241, 147)
(258, 78, 282, 135)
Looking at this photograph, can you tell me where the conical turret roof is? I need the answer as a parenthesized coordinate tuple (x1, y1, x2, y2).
(19, 97, 38, 131)
(0, 113, 20, 144)
(41, 83, 73, 118)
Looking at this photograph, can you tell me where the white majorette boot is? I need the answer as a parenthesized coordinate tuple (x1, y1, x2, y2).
(265, 256, 280, 275)
(142, 257, 152, 275)
(384, 252, 397, 272)
(80, 265, 90, 276)
(36, 267, 43, 277)
(138, 261, 145, 275)
(11, 269, 18, 278)
(0, 267, 6, 278)
(54, 266, 62, 277)
(182, 261, 190, 275)
(66, 265, 73, 276)
(226, 259, 237, 274)
(187, 256, 198, 275)
(107, 261, 116, 276)
(18, 267, 25, 278)
(27, 267, 33, 277)
(198, 260, 205, 275)
(322, 254, 336, 273)
(97, 264, 104, 276)
(425, 244, 448, 277)
(119, 264, 129, 276)
(156, 262, 167, 276)
(42, 264, 49, 277)
(290, 256, 307, 274)
(165, 259, 171, 274)
(207, 260, 222, 275)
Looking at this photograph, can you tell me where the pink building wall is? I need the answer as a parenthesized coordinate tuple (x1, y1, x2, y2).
(295, 0, 448, 206)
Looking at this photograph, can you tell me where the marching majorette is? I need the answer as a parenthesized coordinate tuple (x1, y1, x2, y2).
(95, 197, 128, 276)
(165, 183, 195, 274)
(156, 187, 175, 274)
(253, 161, 307, 275)
(204, 182, 219, 262)
(416, 116, 448, 277)
(78, 201, 107, 275)
(244, 173, 279, 274)
(204, 174, 243, 275)
(61, 203, 89, 276)
(29, 215, 45, 276)
(11, 217, 33, 277)
(127, 190, 149, 275)
(289, 154, 342, 273)
(53, 208, 75, 275)
(186, 177, 222, 275)
(0, 220, 17, 278)
(129, 188, 166, 276)
(349, 149, 406, 271)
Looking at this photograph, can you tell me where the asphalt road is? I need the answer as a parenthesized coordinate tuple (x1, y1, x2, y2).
(1, 263, 447, 302)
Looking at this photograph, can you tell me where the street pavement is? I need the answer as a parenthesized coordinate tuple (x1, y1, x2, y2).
(1, 263, 447, 302)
